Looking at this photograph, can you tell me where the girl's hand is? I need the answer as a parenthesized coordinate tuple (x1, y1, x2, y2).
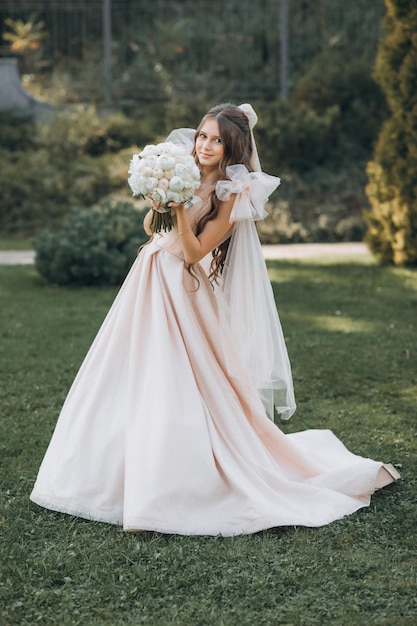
(147, 195, 164, 213)
(167, 201, 187, 212)
(147, 197, 185, 214)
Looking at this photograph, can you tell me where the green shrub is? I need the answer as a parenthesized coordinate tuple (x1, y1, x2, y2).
(255, 48, 387, 176)
(256, 99, 339, 173)
(35, 201, 149, 285)
(36, 106, 155, 158)
(0, 147, 116, 235)
(36, 106, 108, 160)
(0, 113, 37, 150)
(256, 159, 369, 245)
(294, 50, 388, 155)
(103, 110, 164, 152)
(0, 107, 138, 236)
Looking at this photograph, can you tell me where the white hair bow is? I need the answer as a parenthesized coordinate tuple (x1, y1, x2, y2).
(238, 103, 258, 130)
(238, 103, 261, 171)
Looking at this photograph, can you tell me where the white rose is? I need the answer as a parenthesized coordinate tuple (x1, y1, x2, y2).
(151, 189, 167, 205)
(190, 164, 201, 180)
(164, 169, 175, 179)
(169, 176, 185, 192)
(166, 191, 182, 203)
(128, 154, 142, 174)
(144, 155, 158, 168)
(145, 176, 158, 191)
(128, 173, 146, 195)
(139, 144, 159, 157)
(128, 154, 139, 174)
(174, 163, 188, 179)
(142, 166, 153, 178)
(157, 155, 176, 170)
(158, 177, 169, 191)
(152, 167, 164, 179)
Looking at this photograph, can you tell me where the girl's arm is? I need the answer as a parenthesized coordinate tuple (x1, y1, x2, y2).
(174, 196, 235, 264)
(143, 209, 154, 236)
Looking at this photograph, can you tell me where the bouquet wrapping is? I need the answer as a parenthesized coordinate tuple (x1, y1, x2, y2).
(128, 142, 201, 232)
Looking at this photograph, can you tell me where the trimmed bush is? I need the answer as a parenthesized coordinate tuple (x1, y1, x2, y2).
(35, 201, 149, 285)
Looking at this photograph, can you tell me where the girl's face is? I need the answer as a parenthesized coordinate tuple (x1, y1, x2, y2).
(195, 119, 224, 170)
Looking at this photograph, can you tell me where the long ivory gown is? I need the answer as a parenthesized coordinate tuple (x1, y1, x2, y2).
(30, 181, 387, 536)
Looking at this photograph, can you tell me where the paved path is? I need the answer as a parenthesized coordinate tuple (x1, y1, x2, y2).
(0, 242, 369, 265)
(262, 242, 369, 259)
(0, 250, 36, 265)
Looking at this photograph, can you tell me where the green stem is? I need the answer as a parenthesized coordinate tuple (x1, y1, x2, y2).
(149, 208, 174, 233)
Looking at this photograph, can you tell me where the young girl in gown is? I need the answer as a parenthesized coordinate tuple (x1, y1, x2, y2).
(30, 103, 400, 536)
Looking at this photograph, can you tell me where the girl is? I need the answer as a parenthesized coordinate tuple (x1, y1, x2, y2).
(30, 103, 399, 535)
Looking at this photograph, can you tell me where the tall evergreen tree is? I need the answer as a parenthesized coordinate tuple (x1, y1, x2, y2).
(365, 0, 417, 265)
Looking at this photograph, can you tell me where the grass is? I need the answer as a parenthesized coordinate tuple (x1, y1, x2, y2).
(1, 259, 416, 626)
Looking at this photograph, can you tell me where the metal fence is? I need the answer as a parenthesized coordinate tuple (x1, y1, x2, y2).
(0, 0, 386, 103)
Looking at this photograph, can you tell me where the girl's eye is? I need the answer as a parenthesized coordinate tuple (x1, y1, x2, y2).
(215, 138, 222, 143)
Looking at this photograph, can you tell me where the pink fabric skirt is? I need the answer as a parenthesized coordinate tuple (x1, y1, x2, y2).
(31, 239, 383, 535)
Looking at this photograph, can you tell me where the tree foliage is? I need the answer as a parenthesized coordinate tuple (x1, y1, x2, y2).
(0, 107, 157, 235)
(0, 1, 391, 244)
(365, 0, 417, 265)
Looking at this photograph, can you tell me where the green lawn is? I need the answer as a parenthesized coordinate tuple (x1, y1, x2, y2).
(1, 260, 416, 626)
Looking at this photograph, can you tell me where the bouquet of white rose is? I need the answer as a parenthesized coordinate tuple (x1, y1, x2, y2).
(128, 141, 201, 232)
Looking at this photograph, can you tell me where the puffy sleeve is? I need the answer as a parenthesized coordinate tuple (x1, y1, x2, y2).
(216, 164, 280, 221)
(215, 164, 296, 422)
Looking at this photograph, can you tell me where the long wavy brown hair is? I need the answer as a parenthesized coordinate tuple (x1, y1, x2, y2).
(193, 103, 254, 283)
